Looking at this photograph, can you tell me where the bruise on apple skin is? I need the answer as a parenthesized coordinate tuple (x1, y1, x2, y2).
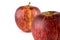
(15, 6, 40, 32)
(32, 11, 60, 40)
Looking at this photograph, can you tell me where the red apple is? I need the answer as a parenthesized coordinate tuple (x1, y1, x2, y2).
(32, 11, 60, 40)
(15, 2, 40, 32)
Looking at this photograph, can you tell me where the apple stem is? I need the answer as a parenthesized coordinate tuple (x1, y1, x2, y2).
(28, 2, 31, 6)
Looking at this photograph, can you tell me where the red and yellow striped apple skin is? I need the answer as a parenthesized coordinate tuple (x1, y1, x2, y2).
(15, 6, 40, 32)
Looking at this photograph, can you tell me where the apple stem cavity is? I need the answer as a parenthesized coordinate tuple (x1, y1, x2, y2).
(43, 11, 52, 16)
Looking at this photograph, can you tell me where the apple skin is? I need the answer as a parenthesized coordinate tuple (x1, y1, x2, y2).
(54, 13, 60, 40)
(15, 5, 40, 32)
(32, 11, 60, 40)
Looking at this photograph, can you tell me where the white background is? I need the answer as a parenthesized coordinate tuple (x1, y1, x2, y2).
(0, 0, 60, 40)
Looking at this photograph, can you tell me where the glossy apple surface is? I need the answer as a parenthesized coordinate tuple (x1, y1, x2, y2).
(32, 11, 60, 40)
(15, 3, 40, 32)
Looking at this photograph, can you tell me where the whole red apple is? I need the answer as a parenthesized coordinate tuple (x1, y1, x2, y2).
(15, 2, 40, 32)
(32, 11, 60, 40)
